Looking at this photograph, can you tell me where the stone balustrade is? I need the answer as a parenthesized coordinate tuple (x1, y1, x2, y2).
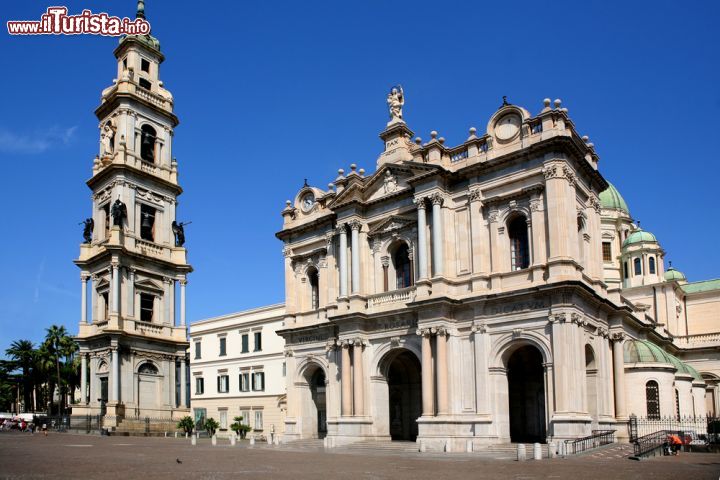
(674, 332, 720, 347)
(367, 286, 416, 308)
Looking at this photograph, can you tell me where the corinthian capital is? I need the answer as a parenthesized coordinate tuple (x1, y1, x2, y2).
(348, 220, 363, 232)
(429, 192, 444, 206)
(413, 196, 427, 209)
(468, 189, 482, 203)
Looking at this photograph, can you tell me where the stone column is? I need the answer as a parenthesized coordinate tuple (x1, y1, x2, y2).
(549, 313, 569, 412)
(128, 269, 135, 317)
(350, 221, 361, 294)
(414, 197, 429, 280)
(110, 347, 120, 403)
(529, 196, 547, 265)
(436, 327, 449, 415)
(612, 333, 627, 418)
(80, 354, 88, 404)
(80, 274, 89, 324)
(341, 342, 352, 416)
(111, 263, 120, 314)
(488, 209, 502, 273)
(430, 193, 444, 276)
(420, 329, 434, 416)
(163, 277, 172, 325)
(179, 280, 187, 327)
(339, 226, 348, 297)
(179, 358, 187, 408)
(468, 189, 484, 273)
(352, 340, 364, 416)
(91, 275, 98, 323)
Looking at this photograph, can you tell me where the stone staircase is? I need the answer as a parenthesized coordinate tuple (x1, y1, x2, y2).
(112, 418, 180, 437)
(335, 440, 419, 455)
(475, 443, 550, 460)
(277, 438, 326, 451)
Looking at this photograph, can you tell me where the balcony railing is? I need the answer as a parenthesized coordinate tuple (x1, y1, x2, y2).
(134, 238, 165, 257)
(367, 286, 416, 308)
(135, 86, 168, 108)
(674, 332, 720, 347)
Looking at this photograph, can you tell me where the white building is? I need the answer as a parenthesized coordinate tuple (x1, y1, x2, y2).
(189, 304, 286, 437)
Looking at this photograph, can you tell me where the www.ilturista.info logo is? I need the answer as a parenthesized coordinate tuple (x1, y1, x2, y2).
(7, 7, 151, 36)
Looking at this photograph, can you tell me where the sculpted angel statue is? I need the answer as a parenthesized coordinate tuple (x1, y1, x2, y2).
(387, 85, 404, 121)
(100, 122, 115, 156)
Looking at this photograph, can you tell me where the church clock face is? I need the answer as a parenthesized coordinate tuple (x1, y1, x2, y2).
(301, 193, 315, 212)
(495, 114, 521, 141)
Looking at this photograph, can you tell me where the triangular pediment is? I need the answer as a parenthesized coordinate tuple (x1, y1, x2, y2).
(367, 215, 416, 237)
(134, 278, 164, 292)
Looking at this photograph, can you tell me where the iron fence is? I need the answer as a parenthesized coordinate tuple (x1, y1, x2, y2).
(628, 415, 719, 442)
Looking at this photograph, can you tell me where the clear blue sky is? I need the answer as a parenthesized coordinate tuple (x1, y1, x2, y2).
(1, 1, 718, 356)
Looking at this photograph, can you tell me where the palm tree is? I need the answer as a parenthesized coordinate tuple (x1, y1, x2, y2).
(44, 325, 69, 414)
(5, 340, 35, 412)
(60, 335, 79, 406)
(35, 342, 55, 413)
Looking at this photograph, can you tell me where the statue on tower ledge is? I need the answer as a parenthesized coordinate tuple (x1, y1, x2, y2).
(80, 218, 94, 243)
(100, 121, 115, 157)
(111, 198, 127, 227)
(387, 85, 404, 122)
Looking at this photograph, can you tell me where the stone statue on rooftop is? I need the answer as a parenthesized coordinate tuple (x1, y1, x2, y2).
(387, 85, 404, 121)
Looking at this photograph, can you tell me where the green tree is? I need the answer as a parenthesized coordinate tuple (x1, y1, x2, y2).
(204, 417, 220, 436)
(230, 416, 252, 439)
(177, 416, 194, 435)
(44, 325, 73, 414)
(5, 340, 35, 412)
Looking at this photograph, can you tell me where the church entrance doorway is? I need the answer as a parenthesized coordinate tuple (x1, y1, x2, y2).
(310, 369, 327, 438)
(507, 345, 546, 443)
(386, 350, 421, 441)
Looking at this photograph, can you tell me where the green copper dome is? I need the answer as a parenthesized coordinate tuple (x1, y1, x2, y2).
(624, 339, 672, 364)
(664, 267, 686, 282)
(623, 228, 658, 247)
(599, 182, 630, 214)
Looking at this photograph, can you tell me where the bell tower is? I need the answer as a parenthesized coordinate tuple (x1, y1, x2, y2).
(73, 1, 191, 426)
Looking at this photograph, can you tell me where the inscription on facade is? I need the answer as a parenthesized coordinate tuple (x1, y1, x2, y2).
(377, 317, 417, 331)
(487, 300, 548, 315)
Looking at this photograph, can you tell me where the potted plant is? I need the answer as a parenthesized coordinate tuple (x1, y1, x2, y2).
(177, 416, 194, 436)
(231, 416, 252, 439)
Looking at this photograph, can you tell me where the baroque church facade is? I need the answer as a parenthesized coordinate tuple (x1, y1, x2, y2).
(276, 92, 720, 451)
(72, 4, 191, 426)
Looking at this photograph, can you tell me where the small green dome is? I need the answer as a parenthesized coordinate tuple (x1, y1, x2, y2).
(624, 339, 672, 364)
(599, 183, 630, 214)
(623, 228, 658, 247)
(664, 267, 686, 282)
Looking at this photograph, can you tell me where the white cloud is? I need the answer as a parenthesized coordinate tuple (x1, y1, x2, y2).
(0, 125, 77, 154)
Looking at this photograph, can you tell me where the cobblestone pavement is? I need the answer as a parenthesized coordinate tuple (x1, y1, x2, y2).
(1, 432, 719, 480)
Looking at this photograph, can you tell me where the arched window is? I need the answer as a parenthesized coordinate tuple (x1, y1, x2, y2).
(138, 362, 158, 375)
(649, 257, 656, 274)
(140, 124, 156, 163)
(634, 257, 642, 276)
(393, 243, 413, 289)
(509, 216, 529, 271)
(307, 268, 319, 310)
(646, 380, 660, 419)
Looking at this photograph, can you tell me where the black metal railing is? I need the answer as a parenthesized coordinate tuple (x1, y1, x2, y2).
(564, 429, 616, 455)
(629, 415, 719, 442)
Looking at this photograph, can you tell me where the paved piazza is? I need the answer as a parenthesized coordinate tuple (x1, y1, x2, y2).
(0, 432, 718, 479)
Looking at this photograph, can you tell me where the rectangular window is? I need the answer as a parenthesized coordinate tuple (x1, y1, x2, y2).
(140, 204, 156, 241)
(623, 261, 629, 279)
(241, 334, 249, 353)
(102, 292, 109, 320)
(239, 373, 250, 392)
(282, 362, 286, 377)
(254, 410, 263, 431)
(634, 258, 642, 276)
(141, 58, 150, 73)
(194, 341, 201, 360)
(219, 410, 228, 430)
(140, 293, 154, 322)
(217, 374, 229, 393)
(602, 242, 612, 262)
(195, 377, 204, 395)
(138, 77, 152, 90)
(254, 332, 262, 352)
(219, 337, 226, 357)
(253, 372, 265, 392)
(241, 411, 250, 426)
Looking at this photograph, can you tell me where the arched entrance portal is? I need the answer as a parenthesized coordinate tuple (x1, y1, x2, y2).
(386, 350, 422, 441)
(309, 369, 327, 438)
(507, 345, 546, 443)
